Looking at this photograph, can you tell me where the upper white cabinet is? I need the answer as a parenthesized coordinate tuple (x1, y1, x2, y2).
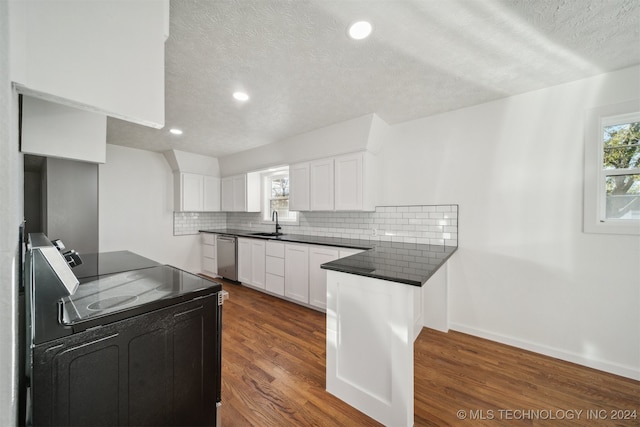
(289, 162, 310, 212)
(233, 175, 248, 211)
(334, 151, 377, 211)
(290, 151, 378, 212)
(174, 173, 220, 212)
(203, 176, 221, 211)
(221, 177, 234, 211)
(10, 0, 168, 128)
(310, 158, 335, 211)
(335, 152, 364, 211)
(221, 173, 260, 212)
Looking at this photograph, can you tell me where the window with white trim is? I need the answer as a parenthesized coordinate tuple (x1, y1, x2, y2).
(584, 100, 640, 235)
(262, 167, 298, 224)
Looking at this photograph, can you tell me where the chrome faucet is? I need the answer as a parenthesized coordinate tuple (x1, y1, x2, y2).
(272, 210, 282, 235)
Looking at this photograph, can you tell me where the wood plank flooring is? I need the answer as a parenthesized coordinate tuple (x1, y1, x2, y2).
(216, 279, 640, 426)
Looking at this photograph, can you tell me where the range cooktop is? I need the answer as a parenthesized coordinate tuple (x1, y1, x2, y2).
(62, 265, 220, 327)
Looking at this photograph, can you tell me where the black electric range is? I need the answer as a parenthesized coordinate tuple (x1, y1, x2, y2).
(23, 234, 225, 426)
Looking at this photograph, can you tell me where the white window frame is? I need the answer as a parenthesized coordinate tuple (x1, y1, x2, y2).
(260, 168, 298, 225)
(584, 99, 640, 235)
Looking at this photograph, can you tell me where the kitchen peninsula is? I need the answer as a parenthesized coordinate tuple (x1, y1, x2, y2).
(200, 226, 457, 427)
(321, 243, 456, 427)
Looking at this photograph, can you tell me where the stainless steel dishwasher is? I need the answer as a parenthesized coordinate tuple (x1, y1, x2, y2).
(216, 235, 237, 281)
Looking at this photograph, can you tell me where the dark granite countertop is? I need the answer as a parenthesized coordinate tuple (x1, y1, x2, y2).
(199, 229, 374, 250)
(200, 229, 457, 286)
(321, 242, 457, 286)
(72, 250, 162, 279)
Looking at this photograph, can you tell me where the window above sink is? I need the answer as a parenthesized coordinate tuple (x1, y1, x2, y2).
(261, 167, 298, 225)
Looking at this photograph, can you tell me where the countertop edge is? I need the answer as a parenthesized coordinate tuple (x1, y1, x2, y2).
(200, 229, 458, 287)
(199, 229, 374, 250)
(321, 246, 458, 287)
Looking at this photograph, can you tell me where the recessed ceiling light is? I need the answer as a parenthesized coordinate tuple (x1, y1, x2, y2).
(348, 21, 372, 40)
(233, 91, 250, 101)
(169, 128, 183, 135)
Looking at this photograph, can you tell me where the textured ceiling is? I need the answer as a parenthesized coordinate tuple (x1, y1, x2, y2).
(106, 0, 640, 158)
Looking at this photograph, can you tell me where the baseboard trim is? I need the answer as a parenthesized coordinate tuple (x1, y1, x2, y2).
(448, 323, 640, 381)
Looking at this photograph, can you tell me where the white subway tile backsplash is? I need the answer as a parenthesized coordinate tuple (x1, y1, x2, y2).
(174, 204, 458, 246)
(173, 212, 227, 235)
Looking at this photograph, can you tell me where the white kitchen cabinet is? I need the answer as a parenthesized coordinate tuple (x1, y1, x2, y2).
(221, 177, 234, 211)
(228, 237, 369, 310)
(290, 151, 378, 212)
(289, 162, 310, 211)
(335, 152, 363, 211)
(335, 151, 378, 211)
(203, 175, 221, 211)
(309, 158, 334, 211)
(284, 244, 310, 304)
(265, 241, 285, 296)
(220, 173, 260, 212)
(308, 246, 339, 310)
(232, 175, 247, 211)
(174, 173, 220, 212)
(237, 238, 265, 289)
(201, 233, 217, 276)
(179, 173, 203, 212)
(237, 238, 252, 284)
(10, 0, 168, 128)
(251, 239, 266, 289)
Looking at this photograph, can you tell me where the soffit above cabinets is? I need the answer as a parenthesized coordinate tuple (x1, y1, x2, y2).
(106, 0, 640, 158)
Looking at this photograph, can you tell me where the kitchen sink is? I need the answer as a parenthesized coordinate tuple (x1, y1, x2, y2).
(250, 232, 285, 237)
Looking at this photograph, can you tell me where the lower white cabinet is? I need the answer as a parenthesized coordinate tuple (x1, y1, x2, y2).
(233, 237, 367, 312)
(265, 241, 285, 296)
(201, 233, 217, 276)
(284, 244, 310, 304)
(251, 240, 266, 289)
(308, 246, 339, 310)
(238, 238, 266, 289)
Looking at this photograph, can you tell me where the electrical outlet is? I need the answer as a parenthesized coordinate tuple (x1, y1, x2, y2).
(372, 228, 377, 236)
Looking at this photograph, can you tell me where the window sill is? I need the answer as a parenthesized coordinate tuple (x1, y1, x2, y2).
(584, 220, 640, 235)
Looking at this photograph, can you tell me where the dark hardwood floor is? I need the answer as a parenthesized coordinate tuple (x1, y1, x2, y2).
(216, 279, 640, 426)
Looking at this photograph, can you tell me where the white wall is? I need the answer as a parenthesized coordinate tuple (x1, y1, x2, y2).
(99, 144, 201, 273)
(0, 0, 22, 422)
(10, 0, 166, 128)
(220, 113, 381, 176)
(380, 65, 640, 379)
(164, 149, 221, 176)
(21, 96, 106, 163)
